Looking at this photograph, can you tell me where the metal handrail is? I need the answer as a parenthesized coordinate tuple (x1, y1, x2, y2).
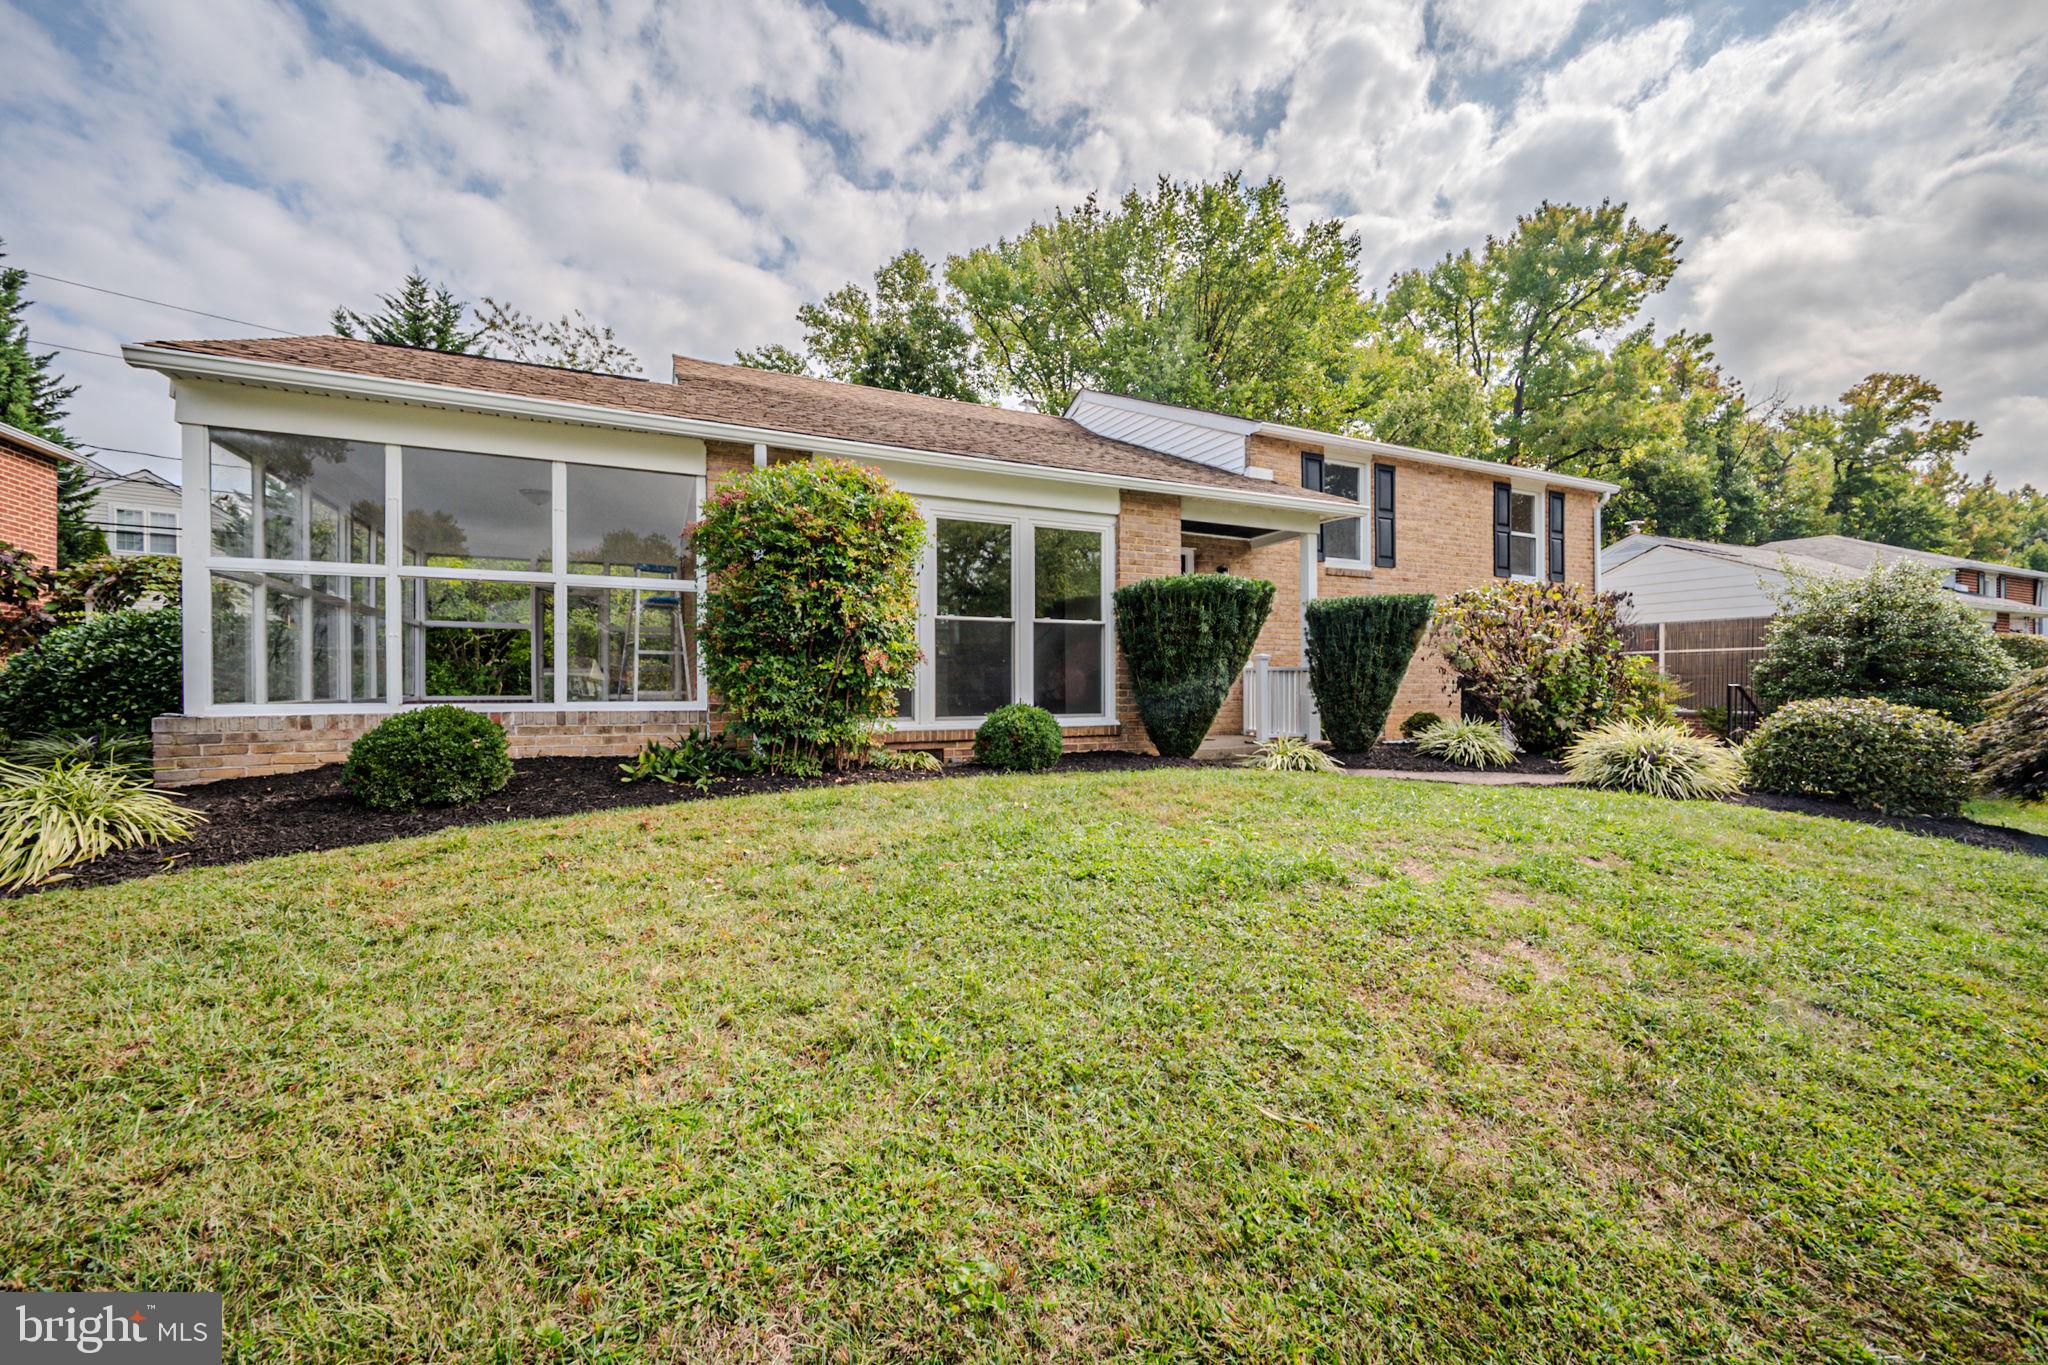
(1725, 682, 1762, 740)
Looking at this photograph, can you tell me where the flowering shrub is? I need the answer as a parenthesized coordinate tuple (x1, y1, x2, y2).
(1742, 696, 1971, 816)
(697, 459, 924, 774)
(1970, 668, 2048, 803)
(1432, 581, 1632, 756)
(1751, 563, 2016, 724)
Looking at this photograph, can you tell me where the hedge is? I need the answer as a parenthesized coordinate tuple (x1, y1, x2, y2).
(0, 607, 181, 738)
(1304, 594, 1434, 750)
(1742, 696, 1971, 816)
(1112, 574, 1275, 758)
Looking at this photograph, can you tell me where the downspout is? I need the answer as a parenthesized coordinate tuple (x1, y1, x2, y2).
(1594, 491, 1610, 593)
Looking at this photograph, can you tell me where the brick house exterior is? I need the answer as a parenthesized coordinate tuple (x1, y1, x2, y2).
(0, 421, 77, 569)
(124, 337, 1615, 784)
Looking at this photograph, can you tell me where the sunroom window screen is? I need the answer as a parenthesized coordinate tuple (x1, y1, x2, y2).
(1033, 527, 1103, 715)
(936, 519, 1012, 717)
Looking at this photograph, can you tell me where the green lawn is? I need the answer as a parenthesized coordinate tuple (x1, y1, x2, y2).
(4, 770, 2046, 1362)
(1970, 797, 2048, 837)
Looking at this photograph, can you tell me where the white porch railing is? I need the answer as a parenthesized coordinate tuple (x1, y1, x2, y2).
(1241, 653, 1319, 742)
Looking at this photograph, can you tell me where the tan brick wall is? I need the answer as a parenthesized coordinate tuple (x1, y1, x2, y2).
(0, 446, 60, 568)
(152, 710, 714, 787)
(1243, 433, 1603, 739)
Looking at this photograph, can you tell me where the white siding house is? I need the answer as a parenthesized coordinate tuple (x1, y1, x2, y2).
(83, 456, 182, 556)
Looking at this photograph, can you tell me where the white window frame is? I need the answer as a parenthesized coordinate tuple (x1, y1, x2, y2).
(896, 496, 1117, 731)
(145, 510, 179, 554)
(187, 426, 708, 717)
(1506, 483, 1546, 582)
(1319, 458, 1369, 568)
(111, 507, 146, 555)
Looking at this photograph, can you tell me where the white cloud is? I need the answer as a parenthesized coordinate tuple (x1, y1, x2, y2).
(0, 0, 2042, 489)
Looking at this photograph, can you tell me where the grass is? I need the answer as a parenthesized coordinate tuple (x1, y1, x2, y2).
(3, 769, 2046, 1362)
(1968, 796, 2048, 837)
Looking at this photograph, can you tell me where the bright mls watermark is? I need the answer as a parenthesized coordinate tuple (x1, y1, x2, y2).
(2, 1294, 220, 1362)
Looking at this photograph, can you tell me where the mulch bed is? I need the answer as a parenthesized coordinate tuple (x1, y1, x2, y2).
(28, 752, 1206, 895)
(1327, 741, 1567, 776)
(1731, 792, 2048, 859)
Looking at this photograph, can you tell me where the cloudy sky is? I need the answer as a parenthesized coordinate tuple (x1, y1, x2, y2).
(2, 0, 2044, 487)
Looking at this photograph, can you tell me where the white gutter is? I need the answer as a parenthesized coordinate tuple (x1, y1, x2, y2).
(0, 420, 83, 464)
(124, 344, 1356, 520)
(1255, 420, 1622, 496)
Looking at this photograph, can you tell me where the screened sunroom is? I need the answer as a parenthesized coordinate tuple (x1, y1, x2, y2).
(196, 428, 704, 713)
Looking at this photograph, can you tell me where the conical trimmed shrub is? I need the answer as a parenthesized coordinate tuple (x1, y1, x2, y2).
(1113, 574, 1275, 758)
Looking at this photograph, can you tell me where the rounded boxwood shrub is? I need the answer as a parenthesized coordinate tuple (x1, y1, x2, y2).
(1400, 711, 1445, 739)
(1113, 574, 1276, 758)
(697, 458, 924, 774)
(344, 706, 513, 811)
(0, 607, 180, 737)
(1564, 719, 1744, 799)
(974, 703, 1062, 772)
(1742, 696, 1970, 816)
(1970, 667, 2048, 802)
(1303, 594, 1433, 750)
(1751, 562, 2016, 724)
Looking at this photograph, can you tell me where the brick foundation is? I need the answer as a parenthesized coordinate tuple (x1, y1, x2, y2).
(152, 710, 716, 787)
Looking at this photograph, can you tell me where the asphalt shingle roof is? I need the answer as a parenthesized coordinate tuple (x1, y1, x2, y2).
(141, 336, 1353, 507)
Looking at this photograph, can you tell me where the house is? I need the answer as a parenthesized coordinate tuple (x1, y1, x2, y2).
(81, 455, 181, 556)
(122, 336, 1616, 786)
(1602, 532, 2046, 710)
(0, 420, 82, 567)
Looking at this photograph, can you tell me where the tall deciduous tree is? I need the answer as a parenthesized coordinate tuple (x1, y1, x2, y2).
(739, 250, 983, 401)
(332, 271, 482, 352)
(1386, 200, 1682, 467)
(948, 175, 1374, 425)
(0, 243, 105, 563)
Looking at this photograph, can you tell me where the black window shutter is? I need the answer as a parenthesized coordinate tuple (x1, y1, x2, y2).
(1302, 453, 1326, 559)
(1492, 482, 1512, 577)
(1547, 490, 1566, 581)
(1373, 463, 1396, 568)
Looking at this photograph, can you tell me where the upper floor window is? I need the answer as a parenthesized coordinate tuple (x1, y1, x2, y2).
(1320, 461, 1365, 564)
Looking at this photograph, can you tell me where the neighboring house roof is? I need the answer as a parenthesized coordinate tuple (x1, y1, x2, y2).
(1604, 531, 2042, 584)
(0, 421, 83, 465)
(1755, 534, 2037, 582)
(79, 453, 179, 490)
(126, 336, 1359, 513)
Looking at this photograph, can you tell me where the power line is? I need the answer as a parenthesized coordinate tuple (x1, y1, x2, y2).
(33, 339, 127, 362)
(22, 270, 296, 334)
(76, 442, 182, 465)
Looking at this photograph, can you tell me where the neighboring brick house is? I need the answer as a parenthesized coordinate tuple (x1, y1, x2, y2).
(0, 420, 80, 568)
(122, 336, 1615, 786)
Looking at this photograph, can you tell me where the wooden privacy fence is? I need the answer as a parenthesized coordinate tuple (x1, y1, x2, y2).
(1621, 617, 1771, 712)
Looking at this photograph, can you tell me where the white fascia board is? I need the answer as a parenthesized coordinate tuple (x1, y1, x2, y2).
(1254, 420, 1622, 496)
(0, 420, 83, 464)
(126, 345, 1352, 519)
(1064, 389, 1263, 435)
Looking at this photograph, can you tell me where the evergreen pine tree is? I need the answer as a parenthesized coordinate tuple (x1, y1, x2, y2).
(0, 242, 105, 562)
(332, 271, 482, 352)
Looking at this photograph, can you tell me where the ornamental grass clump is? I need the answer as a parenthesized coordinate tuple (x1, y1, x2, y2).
(1242, 735, 1342, 773)
(1415, 718, 1516, 769)
(697, 459, 924, 775)
(344, 706, 513, 811)
(1564, 720, 1744, 799)
(1400, 711, 1445, 739)
(0, 759, 201, 890)
(1112, 574, 1275, 758)
(1303, 594, 1434, 750)
(1970, 667, 2048, 803)
(1742, 696, 1971, 816)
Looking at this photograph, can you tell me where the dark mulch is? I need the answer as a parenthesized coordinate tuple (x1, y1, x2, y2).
(30, 752, 1208, 895)
(1327, 741, 1567, 776)
(1732, 792, 2048, 859)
